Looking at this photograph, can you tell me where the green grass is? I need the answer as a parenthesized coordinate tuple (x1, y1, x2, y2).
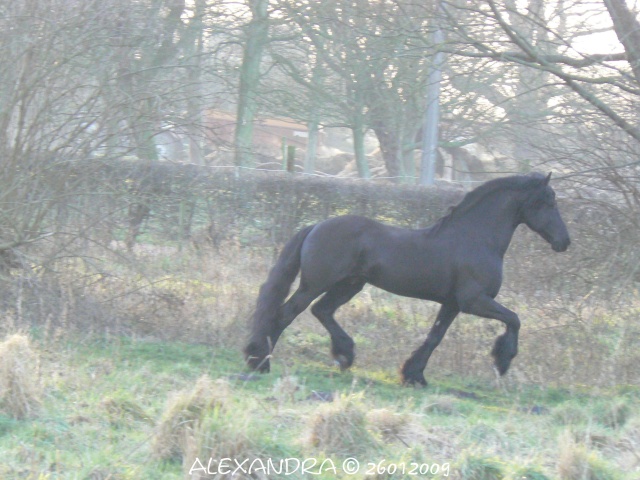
(0, 334, 636, 479)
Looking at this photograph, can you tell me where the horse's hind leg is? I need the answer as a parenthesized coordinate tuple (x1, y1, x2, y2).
(401, 302, 459, 386)
(311, 278, 365, 371)
(274, 285, 323, 340)
(253, 285, 322, 372)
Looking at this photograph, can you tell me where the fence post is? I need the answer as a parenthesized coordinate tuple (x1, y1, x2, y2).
(281, 137, 287, 170)
(286, 145, 296, 173)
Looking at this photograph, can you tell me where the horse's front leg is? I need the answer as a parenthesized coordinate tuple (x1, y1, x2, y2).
(458, 294, 520, 375)
(401, 302, 459, 386)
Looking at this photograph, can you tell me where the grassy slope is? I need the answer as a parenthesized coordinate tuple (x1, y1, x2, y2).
(0, 335, 638, 479)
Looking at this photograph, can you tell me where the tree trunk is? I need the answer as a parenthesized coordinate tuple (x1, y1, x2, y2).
(304, 118, 318, 174)
(134, 98, 159, 162)
(352, 124, 370, 179)
(234, 0, 269, 167)
(604, 0, 640, 85)
(187, 0, 206, 165)
(372, 125, 402, 179)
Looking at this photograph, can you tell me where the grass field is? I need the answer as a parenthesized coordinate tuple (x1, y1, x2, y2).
(0, 332, 638, 479)
(0, 202, 637, 480)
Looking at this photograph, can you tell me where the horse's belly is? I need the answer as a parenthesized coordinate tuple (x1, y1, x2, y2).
(368, 269, 452, 302)
(362, 242, 453, 301)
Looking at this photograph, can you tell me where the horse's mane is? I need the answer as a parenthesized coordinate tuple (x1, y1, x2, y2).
(431, 173, 547, 231)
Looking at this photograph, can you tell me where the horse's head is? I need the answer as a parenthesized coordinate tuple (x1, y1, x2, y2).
(519, 173, 571, 252)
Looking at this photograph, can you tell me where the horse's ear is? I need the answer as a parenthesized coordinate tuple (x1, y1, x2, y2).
(544, 172, 552, 185)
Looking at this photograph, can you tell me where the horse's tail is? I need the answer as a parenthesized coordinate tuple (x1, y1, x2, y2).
(244, 224, 315, 371)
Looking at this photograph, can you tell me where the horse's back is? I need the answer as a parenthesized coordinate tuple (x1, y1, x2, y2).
(297, 216, 384, 286)
(302, 215, 405, 258)
(298, 215, 454, 300)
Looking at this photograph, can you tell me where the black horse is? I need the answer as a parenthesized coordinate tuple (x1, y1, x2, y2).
(244, 173, 570, 385)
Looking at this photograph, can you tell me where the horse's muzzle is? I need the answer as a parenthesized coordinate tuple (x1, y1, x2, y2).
(552, 237, 570, 252)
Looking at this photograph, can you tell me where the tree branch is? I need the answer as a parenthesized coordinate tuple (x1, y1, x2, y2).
(486, 0, 640, 143)
(442, 47, 628, 68)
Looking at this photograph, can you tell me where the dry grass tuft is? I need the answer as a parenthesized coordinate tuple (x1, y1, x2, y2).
(0, 333, 41, 419)
(457, 450, 506, 479)
(306, 393, 376, 455)
(272, 375, 301, 404)
(186, 409, 256, 479)
(366, 408, 410, 443)
(84, 466, 126, 480)
(594, 399, 630, 430)
(101, 396, 152, 426)
(552, 402, 591, 426)
(422, 394, 462, 416)
(509, 464, 551, 480)
(151, 375, 230, 461)
(556, 431, 618, 480)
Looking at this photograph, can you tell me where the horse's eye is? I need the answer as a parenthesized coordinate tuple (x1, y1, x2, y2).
(532, 198, 545, 208)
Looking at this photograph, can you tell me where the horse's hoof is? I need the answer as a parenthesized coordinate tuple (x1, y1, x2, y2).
(331, 341, 355, 371)
(257, 360, 271, 373)
(493, 356, 511, 376)
(244, 341, 272, 373)
(331, 337, 355, 371)
(491, 335, 515, 376)
(332, 353, 353, 371)
(401, 371, 428, 387)
(246, 355, 271, 373)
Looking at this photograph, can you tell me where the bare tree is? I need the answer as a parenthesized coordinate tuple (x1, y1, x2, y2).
(443, 0, 640, 147)
(0, 0, 119, 268)
(0, 0, 230, 256)
(273, 0, 445, 179)
(234, 0, 270, 167)
(438, 0, 640, 284)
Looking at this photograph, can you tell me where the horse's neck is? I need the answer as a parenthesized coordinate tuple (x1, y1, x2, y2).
(455, 191, 522, 255)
